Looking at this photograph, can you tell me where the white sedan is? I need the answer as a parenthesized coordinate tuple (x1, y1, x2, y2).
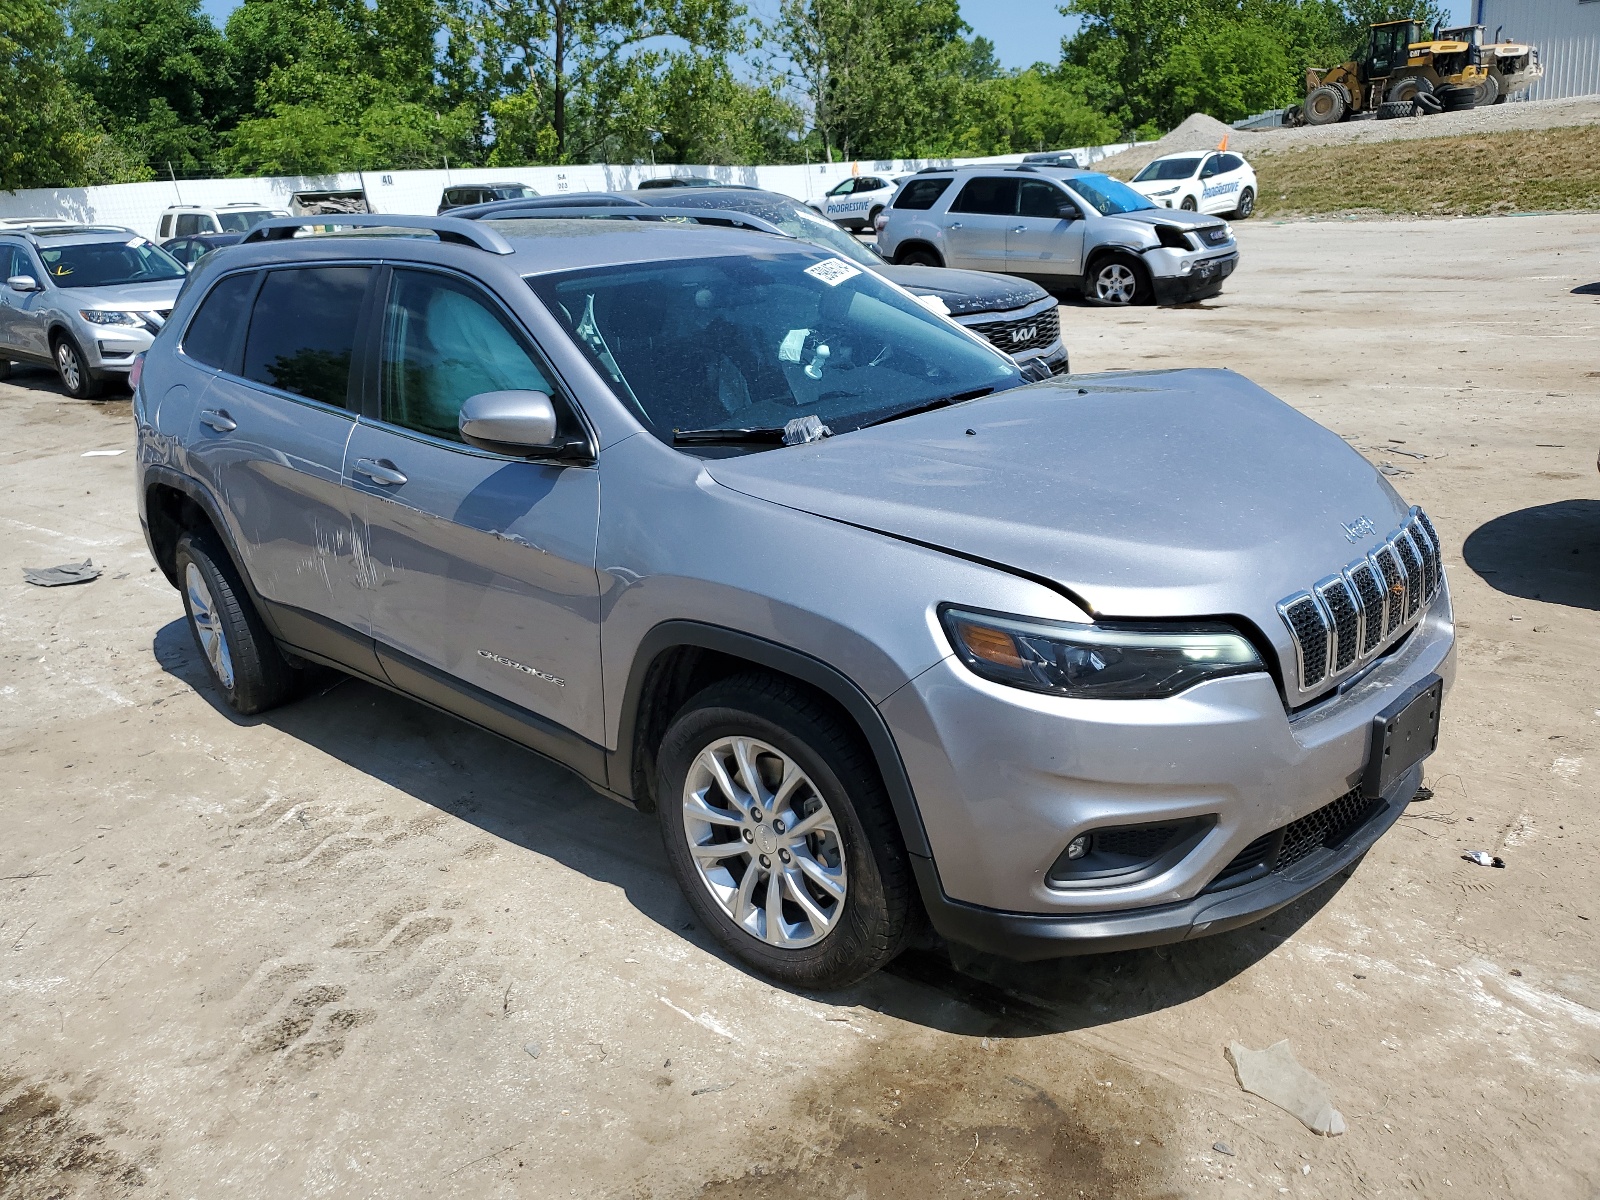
(1128, 150, 1257, 219)
(809, 175, 899, 230)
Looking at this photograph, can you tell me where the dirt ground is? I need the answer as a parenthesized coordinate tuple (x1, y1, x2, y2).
(2, 214, 1598, 1199)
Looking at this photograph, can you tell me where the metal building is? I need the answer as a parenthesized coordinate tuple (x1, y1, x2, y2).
(1475, 0, 1600, 101)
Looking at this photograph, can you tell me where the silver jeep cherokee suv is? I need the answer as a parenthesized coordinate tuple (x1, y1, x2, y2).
(135, 214, 1452, 988)
(879, 165, 1240, 306)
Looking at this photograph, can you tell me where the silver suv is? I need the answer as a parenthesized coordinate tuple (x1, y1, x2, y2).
(1, 225, 186, 396)
(879, 165, 1240, 306)
(135, 214, 1452, 988)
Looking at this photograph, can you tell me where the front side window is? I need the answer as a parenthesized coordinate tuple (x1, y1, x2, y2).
(1200, 156, 1222, 179)
(950, 177, 1019, 215)
(828, 180, 854, 196)
(1018, 180, 1068, 218)
(894, 178, 952, 210)
(1063, 174, 1155, 216)
(215, 210, 272, 233)
(380, 269, 561, 444)
(1133, 157, 1202, 182)
(527, 252, 1019, 447)
(489, 186, 535, 200)
(241, 266, 369, 406)
(37, 237, 186, 288)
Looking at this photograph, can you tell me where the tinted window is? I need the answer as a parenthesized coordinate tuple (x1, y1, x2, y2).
(1018, 180, 1067, 218)
(950, 177, 1018, 215)
(381, 269, 558, 443)
(1199, 157, 1221, 179)
(528, 253, 1017, 446)
(241, 266, 369, 405)
(183, 272, 258, 370)
(215, 210, 271, 233)
(175, 214, 201, 237)
(1218, 154, 1246, 173)
(894, 178, 952, 210)
(829, 180, 854, 196)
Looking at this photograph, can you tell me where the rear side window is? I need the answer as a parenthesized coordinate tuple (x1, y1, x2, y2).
(183, 272, 258, 369)
(242, 266, 370, 406)
(951, 177, 1019, 215)
(1218, 154, 1246, 173)
(380, 268, 561, 443)
(175, 214, 201, 237)
(894, 178, 951, 210)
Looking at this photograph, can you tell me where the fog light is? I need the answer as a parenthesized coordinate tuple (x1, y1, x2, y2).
(1063, 834, 1091, 860)
(1180, 260, 1193, 275)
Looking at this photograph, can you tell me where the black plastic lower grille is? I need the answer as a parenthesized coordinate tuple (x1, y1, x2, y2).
(1205, 786, 1383, 892)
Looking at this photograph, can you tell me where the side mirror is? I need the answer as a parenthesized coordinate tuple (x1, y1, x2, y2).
(6, 275, 41, 292)
(458, 389, 561, 454)
(1057, 202, 1083, 221)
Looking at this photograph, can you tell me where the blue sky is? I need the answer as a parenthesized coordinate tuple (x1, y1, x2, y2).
(198, 0, 1475, 71)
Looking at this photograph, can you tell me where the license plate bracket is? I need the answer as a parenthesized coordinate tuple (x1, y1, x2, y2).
(1362, 674, 1443, 800)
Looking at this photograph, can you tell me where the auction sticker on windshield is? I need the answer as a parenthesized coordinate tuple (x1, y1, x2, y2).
(804, 258, 861, 287)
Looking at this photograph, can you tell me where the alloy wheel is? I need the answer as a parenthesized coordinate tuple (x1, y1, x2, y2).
(1094, 263, 1138, 305)
(185, 561, 236, 690)
(56, 341, 81, 392)
(681, 735, 846, 949)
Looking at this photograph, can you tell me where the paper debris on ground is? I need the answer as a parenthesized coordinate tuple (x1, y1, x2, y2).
(1225, 1040, 1346, 1136)
(22, 560, 102, 587)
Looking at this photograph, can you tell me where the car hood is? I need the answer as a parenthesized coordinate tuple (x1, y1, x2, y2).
(878, 265, 1051, 316)
(66, 280, 184, 310)
(1099, 207, 1226, 231)
(704, 369, 1410, 631)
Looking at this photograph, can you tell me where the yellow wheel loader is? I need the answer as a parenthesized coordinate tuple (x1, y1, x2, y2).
(1293, 20, 1490, 126)
(1440, 24, 1544, 105)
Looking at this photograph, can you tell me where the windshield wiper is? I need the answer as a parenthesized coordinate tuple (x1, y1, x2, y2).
(672, 427, 789, 446)
(862, 387, 994, 429)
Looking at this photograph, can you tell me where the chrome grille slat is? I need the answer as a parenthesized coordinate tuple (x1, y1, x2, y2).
(1278, 507, 1445, 698)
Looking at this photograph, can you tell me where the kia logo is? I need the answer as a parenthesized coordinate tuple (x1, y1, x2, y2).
(1011, 325, 1037, 343)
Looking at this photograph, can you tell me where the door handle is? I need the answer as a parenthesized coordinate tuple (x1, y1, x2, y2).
(199, 409, 236, 432)
(949, 222, 963, 229)
(354, 458, 407, 486)
(1012, 225, 1026, 233)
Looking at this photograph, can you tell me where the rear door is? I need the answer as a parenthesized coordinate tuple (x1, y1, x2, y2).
(181, 264, 378, 666)
(944, 176, 1017, 271)
(1198, 154, 1240, 213)
(1006, 179, 1085, 281)
(344, 265, 605, 745)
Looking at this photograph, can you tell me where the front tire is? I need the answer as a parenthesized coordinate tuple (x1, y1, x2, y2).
(1303, 84, 1346, 125)
(175, 531, 301, 715)
(656, 674, 913, 989)
(1233, 187, 1256, 219)
(1083, 253, 1151, 307)
(53, 333, 103, 399)
(1180, 195, 1197, 211)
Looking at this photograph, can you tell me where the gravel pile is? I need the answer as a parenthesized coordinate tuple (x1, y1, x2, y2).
(1097, 93, 1600, 176)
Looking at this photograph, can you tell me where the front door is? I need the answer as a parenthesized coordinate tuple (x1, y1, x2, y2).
(0, 245, 50, 359)
(943, 176, 1018, 271)
(181, 265, 374, 653)
(821, 179, 856, 223)
(1006, 179, 1085, 281)
(345, 266, 604, 744)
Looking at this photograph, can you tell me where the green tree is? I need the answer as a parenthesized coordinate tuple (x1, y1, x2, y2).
(1, 0, 93, 188)
(953, 67, 1118, 156)
(66, 0, 233, 174)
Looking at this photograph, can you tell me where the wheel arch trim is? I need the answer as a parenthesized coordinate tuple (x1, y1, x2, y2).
(611, 620, 933, 859)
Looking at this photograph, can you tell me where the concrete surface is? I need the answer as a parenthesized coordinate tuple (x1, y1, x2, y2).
(2, 213, 1598, 1199)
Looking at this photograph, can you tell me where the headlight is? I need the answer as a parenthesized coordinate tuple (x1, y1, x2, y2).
(80, 309, 139, 325)
(1152, 187, 1179, 197)
(941, 607, 1265, 700)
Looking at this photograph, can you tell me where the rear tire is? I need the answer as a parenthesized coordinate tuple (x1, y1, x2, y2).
(1303, 84, 1346, 125)
(1471, 73, 1500, 106)
(1233, 187, 1255, 219)
(0, 358, 10, 380)
(175, 531, 301, 715)
(895, 244, 943, 268)
(1083, 253, 1151, 307)
(52, 333, 103, 399)
(655, 673, 913, 989)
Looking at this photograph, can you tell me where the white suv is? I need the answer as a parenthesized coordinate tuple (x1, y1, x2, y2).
(810, 176, 898, 231)
(157, 204, 283, 243)
(1128, 151, 1257, 219)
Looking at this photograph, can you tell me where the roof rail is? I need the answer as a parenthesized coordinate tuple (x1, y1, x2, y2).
(915, 166, 954, 174)
(469, 205, 793, 238)
(1005, 164, 1042, 173)
(240, 214, 514, 255)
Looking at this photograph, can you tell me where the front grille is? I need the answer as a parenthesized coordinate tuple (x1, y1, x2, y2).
(968, 306, 1060, 354)
(1205, 786, 1382, 892)
(1198, 226, 1231, 247)
(1278, 507, 1443, 697)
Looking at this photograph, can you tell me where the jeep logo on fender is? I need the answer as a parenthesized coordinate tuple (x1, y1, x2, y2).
(1341, 515, 1378, 543)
